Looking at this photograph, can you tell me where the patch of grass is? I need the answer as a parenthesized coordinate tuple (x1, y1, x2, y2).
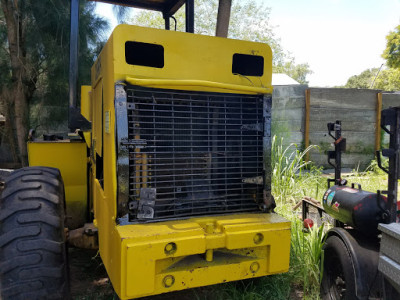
(290, 219, 326, 299)
(270, 137, 328, 299)
(271, 136, 325, 206)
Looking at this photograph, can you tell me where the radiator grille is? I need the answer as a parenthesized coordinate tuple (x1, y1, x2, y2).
(126, 86, 265, 220)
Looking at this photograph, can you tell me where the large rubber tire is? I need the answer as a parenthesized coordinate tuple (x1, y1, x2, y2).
(0, 167, 69, 299)
(321, 235, 356, 300)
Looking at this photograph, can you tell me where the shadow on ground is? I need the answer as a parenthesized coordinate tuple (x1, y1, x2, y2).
(69, 248, 213, 300)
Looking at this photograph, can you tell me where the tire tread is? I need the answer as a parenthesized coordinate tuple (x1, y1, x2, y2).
(0, 167, 69, 300)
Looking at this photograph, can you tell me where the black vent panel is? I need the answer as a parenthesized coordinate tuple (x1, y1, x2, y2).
(126, 86, 264, 220)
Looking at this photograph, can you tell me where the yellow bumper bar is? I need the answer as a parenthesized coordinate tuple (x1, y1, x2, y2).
(115, 213, 290, 299)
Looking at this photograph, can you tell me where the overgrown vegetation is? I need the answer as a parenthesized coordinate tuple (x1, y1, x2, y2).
(271, 136, 325, 207)
(0, 0, 107, 166)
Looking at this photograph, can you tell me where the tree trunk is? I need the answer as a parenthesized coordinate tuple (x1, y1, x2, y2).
(1, 90, 19, 164)
(1, 0, 32, 166)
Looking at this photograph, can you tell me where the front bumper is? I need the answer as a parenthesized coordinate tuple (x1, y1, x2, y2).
(112, 213, 290, 299)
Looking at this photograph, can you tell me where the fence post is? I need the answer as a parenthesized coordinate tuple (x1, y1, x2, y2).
(375, 92, 382, 151)
(305, 89, 310, 161)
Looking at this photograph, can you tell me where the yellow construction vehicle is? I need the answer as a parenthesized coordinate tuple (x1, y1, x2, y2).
(0, 1, 290, 299)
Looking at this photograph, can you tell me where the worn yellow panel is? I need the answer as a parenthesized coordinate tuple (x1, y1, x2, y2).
(80, 85, 92, 149)
(110, 213, 290, 299)
(28, 141, 87, 229)
(81, 85, 92, 122)
(92, 24, 273, 95)
(93, 79, 103, 157)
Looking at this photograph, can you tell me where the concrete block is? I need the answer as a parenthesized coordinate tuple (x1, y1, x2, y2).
(309, 88, 379, 110)
(382, 93, 400, 110)
(273, 120, 304, 132)
(272, 108, 304, 121)
(272, 85, 308, 99)
(272, 97, 305, 110)
(309, 108, 375, 122)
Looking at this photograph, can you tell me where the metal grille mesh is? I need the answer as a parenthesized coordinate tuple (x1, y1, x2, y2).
(126, 86, 264, 220)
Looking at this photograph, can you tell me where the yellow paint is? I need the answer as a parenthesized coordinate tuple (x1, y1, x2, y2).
(80, 24, 288, 299)
(28, 141, 87, 229)
(125, 77, 272, 94)
(113, 213, 291, 299)
(80, 85, 92, 122)
(81, 85, 92, 148)
(92, 24, 273, 93)
(93, 79, 103, 157)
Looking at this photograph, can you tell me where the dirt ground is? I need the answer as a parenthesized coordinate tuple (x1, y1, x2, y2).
(69, 248, 212, 300)
(69, 248, 114, 299)
(69, 247, 303, 300)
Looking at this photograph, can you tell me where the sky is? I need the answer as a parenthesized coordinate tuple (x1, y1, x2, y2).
(95, 0, 400, 87)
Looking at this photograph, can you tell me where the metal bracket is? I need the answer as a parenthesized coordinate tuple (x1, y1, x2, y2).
(135, 188, 156, 219)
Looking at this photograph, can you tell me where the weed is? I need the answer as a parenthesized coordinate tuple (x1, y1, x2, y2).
(365, 157, 389, 175)
(271, 136, 324, 206)
(271, 137, 327, 299)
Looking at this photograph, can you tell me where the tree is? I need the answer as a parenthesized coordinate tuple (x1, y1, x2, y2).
(374, 68, 400, 91)
(0, 0, 106, 166)
(130, 0, 311, 80)
(382, 25, 400, 69)
(274, 59, 312, 85)
(1, 0, 38, 165)
(344, 68, 379, 89)
(344, 67, 400, 91)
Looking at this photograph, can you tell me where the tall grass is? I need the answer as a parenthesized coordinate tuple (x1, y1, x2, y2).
(271, 136, 325, 207)
(290, 219, 326, 298)
(272, 136, 327, 299)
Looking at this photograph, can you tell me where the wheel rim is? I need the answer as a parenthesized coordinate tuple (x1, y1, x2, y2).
(327, 254, 346, 299)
